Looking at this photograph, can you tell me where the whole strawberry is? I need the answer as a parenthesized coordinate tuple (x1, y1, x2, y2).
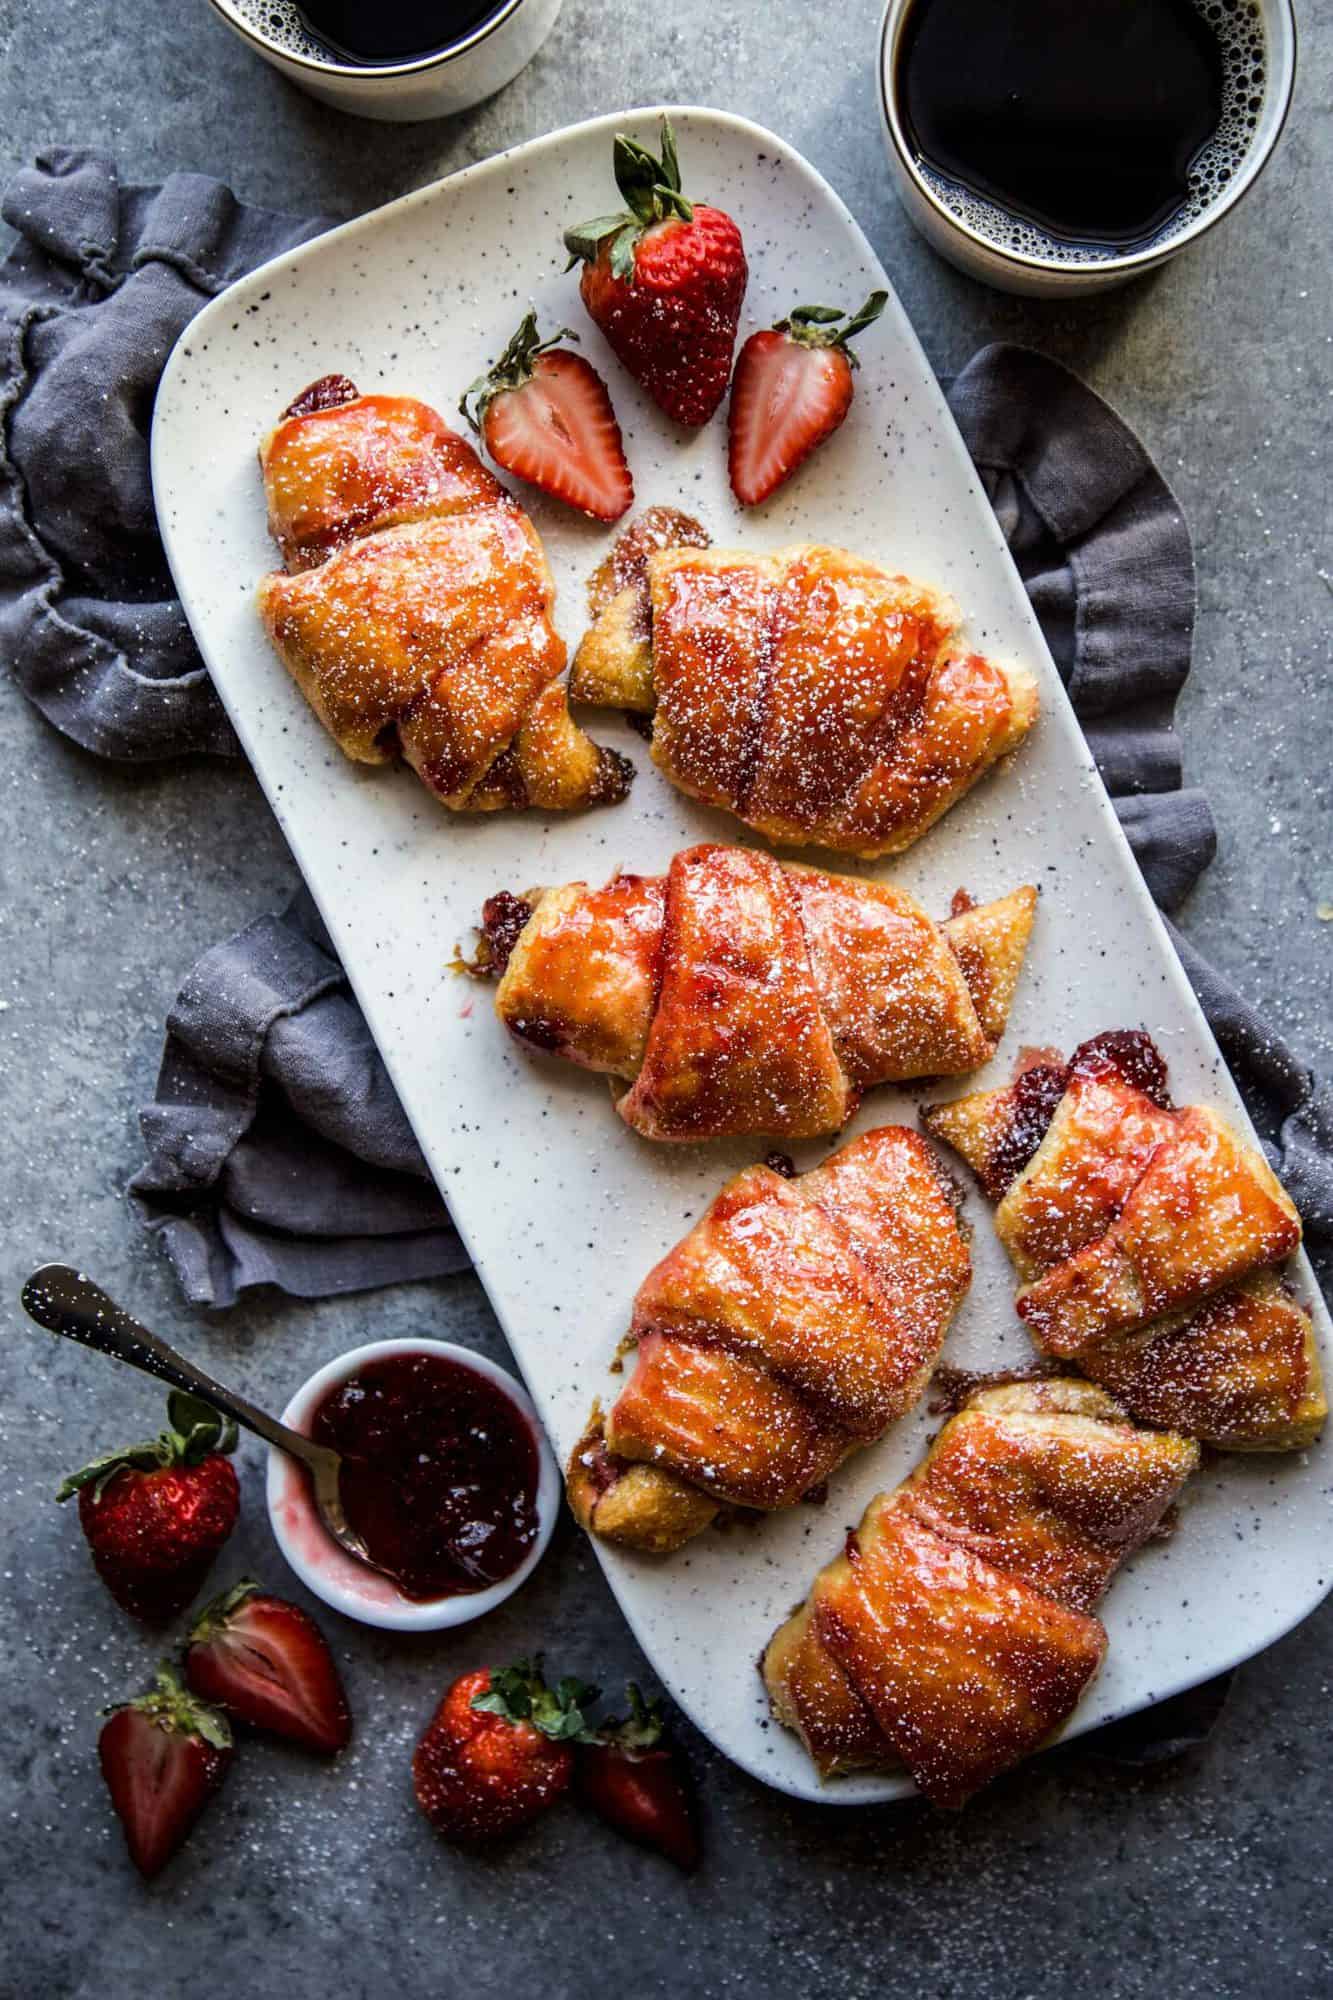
(99, 1664, 233, 1879)
(413, 1660, 594, 1844)
(564, 117, 747, 427)
(577, 1683, 700, 1872)
(728, 291, 887, 505)
(58, 1391, 240, 1624)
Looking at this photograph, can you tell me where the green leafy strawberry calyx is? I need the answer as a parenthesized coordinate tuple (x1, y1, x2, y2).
(105, 1663, 234, 1750)
(776, 291, 889, 366)
(458, 311, 580, 432)
(187, 1576, 263, 1643)
(563, 117, 694, 281)
(472, 1663, 671, 1753)
(471, 1659, 601, 1742)
(594, 1682, 667, 1755)
(57, 1391, 238, 1504)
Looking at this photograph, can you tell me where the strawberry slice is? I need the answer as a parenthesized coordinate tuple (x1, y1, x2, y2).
(728, 292, 887, 506)
(99, 1664, 233, 1878)
(184, 1578, 352, 1755)
(461, 312, 633, 523)
(576, 1684, 700, 1871)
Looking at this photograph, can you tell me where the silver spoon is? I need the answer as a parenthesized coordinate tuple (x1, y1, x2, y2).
(20, 1262, 388, 1580)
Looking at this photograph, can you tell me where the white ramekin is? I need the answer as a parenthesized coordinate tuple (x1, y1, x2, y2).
(206, 0, 562, 123)
(877, 0, 1298, 297)
(265, 1336, 560, 1632)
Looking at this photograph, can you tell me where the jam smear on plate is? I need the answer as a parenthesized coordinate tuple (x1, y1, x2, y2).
(310, 1352, 540, 1601)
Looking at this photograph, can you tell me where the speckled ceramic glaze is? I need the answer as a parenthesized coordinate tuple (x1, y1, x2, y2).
(151, 107, 1332, 1804)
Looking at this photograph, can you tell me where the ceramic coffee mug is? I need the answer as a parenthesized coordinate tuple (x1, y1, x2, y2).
(877, 0, 1297, 296)
(207, 0, 562, 122)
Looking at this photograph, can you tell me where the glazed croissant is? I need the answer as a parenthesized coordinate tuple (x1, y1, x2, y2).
(257, 375, 631, 813)
(482, 841, 1037, 1142)
(923, 1032, 1326, 1450)
(763, 1377, 1199, 1807)
(568, 510, 1039, 857)
(566, 1127, 971, 1552)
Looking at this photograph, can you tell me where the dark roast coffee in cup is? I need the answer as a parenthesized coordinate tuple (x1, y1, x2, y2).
(878, 0, 1288, 291)
(210, 0, 562, 119)
(295, 0, 502, 64)
(898, 0, 1246, 250)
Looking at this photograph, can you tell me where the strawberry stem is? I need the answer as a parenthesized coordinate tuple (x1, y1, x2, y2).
(595, 1682, 667, 1753)
(471, 1658, 600, 1741)
(459, 312, 579, 432)
(779, 291, 889, 365)
(105, 1663, 233, 1750)
(563, 117, 695, 276)
(58, 1391, 238, 1503)
(468, 1661, 682, 1753)
(187, 1575, 262, 1642)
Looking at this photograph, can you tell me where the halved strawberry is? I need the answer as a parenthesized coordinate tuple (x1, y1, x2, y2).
(184, 1578, 351, 1755)
(99, 1664, 233, 1879)
(728, 292, 887, 506)
(576, 1683, 700, 1871)
(461, 312, 632, 523)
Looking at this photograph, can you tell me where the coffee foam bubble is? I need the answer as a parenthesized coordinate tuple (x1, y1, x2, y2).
(910, 0, 1268, 266)
(225, 0, 356, 64)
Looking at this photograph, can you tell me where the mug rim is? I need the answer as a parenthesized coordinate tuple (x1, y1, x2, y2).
(877, 0, 1299, 280)
(205, 0, 528, 79)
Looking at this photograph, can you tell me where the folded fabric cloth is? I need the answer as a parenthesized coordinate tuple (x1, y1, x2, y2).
(3, 150, 1330, 1317)
(0, 149, 327, 760)
(130, 885, 468, 1306)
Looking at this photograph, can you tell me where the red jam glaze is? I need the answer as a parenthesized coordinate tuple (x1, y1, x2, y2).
(309, 1352, 541, 1602)
(1068, 1028, 1171, 1107)
(984, 1063, 1070, 1202)
(281, 373, 360, 421)
(985, 1030, 1173, 1201)
(478, 891, 535, 978)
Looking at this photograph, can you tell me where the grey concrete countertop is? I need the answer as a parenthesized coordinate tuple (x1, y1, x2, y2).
(1, 2, 1330, 1995)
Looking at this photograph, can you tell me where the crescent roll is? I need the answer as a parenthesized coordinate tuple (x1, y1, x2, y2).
(567, 1127, 971, 1552)
(763, 1378, 1199, 1806)
(923, 1032, 1325, 1450)
(480, 842, 1037, 1142)
(569, 513, 1038, 857)
(257, 376, 631, 813)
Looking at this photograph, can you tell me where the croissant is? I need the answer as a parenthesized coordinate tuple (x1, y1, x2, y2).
(568, 510, 1039, 856)
(763, 1377, 1199, 1806)
(256, 375, 631, 813)
(566, 1127, 971, 1552)
(923, 1031, 1326, 1450)
(481, 842, 1037, 1142)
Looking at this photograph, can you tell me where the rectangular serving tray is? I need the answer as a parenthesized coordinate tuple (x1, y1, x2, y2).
(152, 106, 1332, 1803)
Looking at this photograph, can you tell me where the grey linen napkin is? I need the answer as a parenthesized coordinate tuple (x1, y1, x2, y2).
(3, 150, 1331, 1314)
(0, 150, 329, 759)
(130, 883, 470, 1307)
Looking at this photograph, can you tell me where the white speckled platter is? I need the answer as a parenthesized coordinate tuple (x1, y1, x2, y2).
(152, 107, 1332, 1804)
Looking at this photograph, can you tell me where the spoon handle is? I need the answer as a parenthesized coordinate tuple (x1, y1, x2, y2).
(21, 1263, 324, 1469)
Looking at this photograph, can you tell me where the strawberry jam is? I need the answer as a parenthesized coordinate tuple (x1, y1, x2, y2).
(309, 1352, 540, 1602)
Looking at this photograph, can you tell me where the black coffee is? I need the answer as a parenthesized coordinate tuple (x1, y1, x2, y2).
(295, 0, 503, 63)
(897, 0, 1257, 251)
